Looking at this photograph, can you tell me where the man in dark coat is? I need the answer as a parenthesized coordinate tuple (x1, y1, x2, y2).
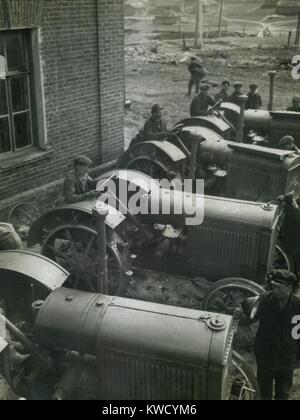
(143, 104, 168, 141)
(130, 104, 168, 146)
(244, 269, 300, 400)
(187, 57, 207, 96)
(190, 84, 217, 117)
(278, 135, 300, 153)
(246, 83, 263, 110)
(214, 80, 231, 103)
(228, 82, 244, 106)
(287, 96, 300, 112)
(63, 155, 97, 204)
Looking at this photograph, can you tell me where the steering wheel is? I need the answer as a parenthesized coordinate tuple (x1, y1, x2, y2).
(208, 100, 222, 115)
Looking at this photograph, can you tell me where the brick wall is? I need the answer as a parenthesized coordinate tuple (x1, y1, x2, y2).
(97, 0, 125, 161)
(0, 0, 125, 217)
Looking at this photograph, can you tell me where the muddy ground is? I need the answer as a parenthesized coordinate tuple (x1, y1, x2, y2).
(124, 31, 300, 398)
(125, 37, 299, 145)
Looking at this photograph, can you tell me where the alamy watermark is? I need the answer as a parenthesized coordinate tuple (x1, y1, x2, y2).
(291, 55, 300, 80)
(96, 176, 205, 226)
(292, 315, 300, 340)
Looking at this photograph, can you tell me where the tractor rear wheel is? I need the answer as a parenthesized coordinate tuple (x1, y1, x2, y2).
(203, 277, 265, 314)
(42, 225, 125, 295)
(230, 351, 260, 400)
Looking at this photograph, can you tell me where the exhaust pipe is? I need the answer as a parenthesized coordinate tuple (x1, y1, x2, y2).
(92, 202, 109, 294)
(236, 95, 248, 143)
(189, 134, 205, 181)
(268, 71, 276, 111)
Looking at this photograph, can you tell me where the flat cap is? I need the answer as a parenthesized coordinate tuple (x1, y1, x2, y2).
(279, 135, 294, 146)
(249, 83, 258, 89)
(151, 104, 163, 113)
(268, 269, 298, 286)
(74, 155, 93, 167)
(233, 81, 243, 88)
(199, 83, 210, 91)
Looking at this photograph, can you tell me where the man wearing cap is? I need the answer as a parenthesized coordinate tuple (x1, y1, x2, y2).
(0, 223, 23, 251)
(278, 135, 300, 153)
(228, 82, 244, 106)
(190, 84, 217, 117)
(187, 56, 207, 96)
(142, 104, 168, 141)
(287, 97, 300, 113)
(214, 80, 231, 103)
(63, 156, 97, 204)
(246, 83, 262, 110)
(244, 269, 300, 400)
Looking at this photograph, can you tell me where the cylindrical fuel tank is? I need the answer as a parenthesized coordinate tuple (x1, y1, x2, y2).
(35, 287, 234, 400)
(244, 110, 300, 147)
(244, 110, 273, 131)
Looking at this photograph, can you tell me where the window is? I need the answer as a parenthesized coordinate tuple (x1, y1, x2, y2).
(0, 31, 34, 154)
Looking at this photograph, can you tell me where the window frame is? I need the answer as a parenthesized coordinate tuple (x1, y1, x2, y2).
(0, 30, 35, 155)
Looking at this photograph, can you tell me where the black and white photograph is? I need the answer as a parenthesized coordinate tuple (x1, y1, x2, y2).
(1, 0, 300, 403)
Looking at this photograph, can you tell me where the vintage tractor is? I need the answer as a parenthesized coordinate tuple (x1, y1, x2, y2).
(175, 70, 300, 148)
(27, 169, 292, 318)
(0, 250, 259, 400)
(187, 100, 300, 148)
(117, 126, 300, 202)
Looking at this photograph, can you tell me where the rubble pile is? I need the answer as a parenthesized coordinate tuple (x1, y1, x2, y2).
(126, 45, 180, 64)
(229, 56, 276, 69)
(228, 55, 293, 70)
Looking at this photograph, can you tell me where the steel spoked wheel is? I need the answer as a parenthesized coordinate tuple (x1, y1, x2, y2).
(42, 225, 124, 295)
(230, 351, 259, 400)
(272, 245, 294, 272)
(8, 202, 40, 240)
(202, 278, 265, 315)
(203, 278, 265, 350)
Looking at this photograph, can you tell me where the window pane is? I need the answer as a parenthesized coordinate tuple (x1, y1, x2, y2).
(0, 80, 7, 115)
(0, 117, 11, 153)
(14, 112, 31, 149)
(11, 77, 29, 112)
(6, 33, 27, 72)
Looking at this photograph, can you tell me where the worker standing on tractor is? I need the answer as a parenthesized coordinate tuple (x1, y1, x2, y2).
(228, 82, 244, 106)
(190, 84, 217, 117)
(63, 155, 97, 204)
(187, 56, 207, 96)
(243, 269, 300, 400)
(246, 83, 263, 110)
